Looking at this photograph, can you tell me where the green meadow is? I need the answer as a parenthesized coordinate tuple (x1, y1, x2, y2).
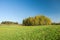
(0, 25, 60, 40)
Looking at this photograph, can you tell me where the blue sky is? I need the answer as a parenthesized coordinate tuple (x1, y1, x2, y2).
(0, 0, 60, 23)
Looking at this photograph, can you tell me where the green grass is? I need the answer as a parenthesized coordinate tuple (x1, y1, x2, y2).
(0, 24, 60, 40)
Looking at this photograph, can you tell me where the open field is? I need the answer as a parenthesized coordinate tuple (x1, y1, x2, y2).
(0, 25, 60, 40)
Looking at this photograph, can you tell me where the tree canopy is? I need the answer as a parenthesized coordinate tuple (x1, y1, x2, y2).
(23, 15, 52, 26)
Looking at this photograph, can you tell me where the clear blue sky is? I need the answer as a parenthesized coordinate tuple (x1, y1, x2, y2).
(0, 0, 60, 23)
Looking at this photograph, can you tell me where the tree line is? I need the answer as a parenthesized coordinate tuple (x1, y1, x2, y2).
(1, 21, 18, 24)
(0, 15, 60, 26)
(52, 23, 60, 25)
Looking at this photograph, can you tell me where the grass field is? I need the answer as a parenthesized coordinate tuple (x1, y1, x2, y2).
(0, 24, 60, 40)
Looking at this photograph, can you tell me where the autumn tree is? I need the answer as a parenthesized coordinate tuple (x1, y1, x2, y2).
(23, 15, 52, 26)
